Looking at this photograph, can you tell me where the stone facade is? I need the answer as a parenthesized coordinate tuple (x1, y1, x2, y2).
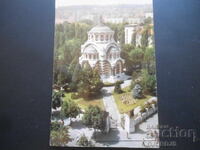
(79, 23, 125, 81)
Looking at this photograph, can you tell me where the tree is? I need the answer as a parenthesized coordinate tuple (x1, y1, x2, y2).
(114, 81, 123, 94)
(61, 99, 80, 120)
(140, 69, 156, 95)
(132, 84, 143, 99)
(50, 121, 62, 131)
(131, 32, 137, 47)
(144, 47, 156, 73)
(52, 91, 63, 110)
(121, 44, 135, 75)
(82, 105, 106, 132)
(57, 65, 72, 85)
(129, 48, 144, 69)
(78, 66, 103, 99)
(77, 134, 93, 147)
(141, 29, 149, 48)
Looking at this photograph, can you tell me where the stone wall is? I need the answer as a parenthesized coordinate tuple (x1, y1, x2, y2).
(123, 104, 158, 134)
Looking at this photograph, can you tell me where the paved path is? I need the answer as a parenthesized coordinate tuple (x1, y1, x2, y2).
(95, 113, 159, 148)
(101, 79, 132, 124)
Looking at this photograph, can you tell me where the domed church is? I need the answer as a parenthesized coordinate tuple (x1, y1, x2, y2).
(79, 20, 125, 82)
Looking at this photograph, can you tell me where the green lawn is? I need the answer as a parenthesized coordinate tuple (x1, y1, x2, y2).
(113, 86, 152, 114)
(63, 92, 104, 111)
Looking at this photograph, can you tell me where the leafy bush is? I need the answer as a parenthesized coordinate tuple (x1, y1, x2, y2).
(50, 126, 70, 146)
(77, 134, 93, 147)
(104, 80, 124, 87)
(114, 81, 123, 94)
(78, 67, 103, 99)
(61, 99, 80, 119)
(82, 105, 106, 131)
(132, 84, 143, 99)
(140, 106, 147, 113)
(71, 93, 79, 99)
(52, 91, 63, 110)
(140, 69, 156, 95)
(51, 121, 62, 131)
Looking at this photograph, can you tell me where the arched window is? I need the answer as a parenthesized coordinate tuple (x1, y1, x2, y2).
(106, 35, 109, 41)
(95, 35, 98, 41)
(110, 35, 112, 40)
(100, 35, 104, 41)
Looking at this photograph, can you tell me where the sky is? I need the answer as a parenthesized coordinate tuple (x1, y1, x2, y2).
(56, 0, 152, 8)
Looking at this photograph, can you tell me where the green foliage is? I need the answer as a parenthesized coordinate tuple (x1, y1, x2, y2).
(50, 121, 62, 131)
(141, 29, 149, 48)
(140, 106, 147, 113)
(61, 99, 80, 119)
(114, 81, 123, 94)
(132, 84, 143, 99)
(54, 22, 93, 85)
(52, 91, 63, 109)
(140, 69, 156, 95)
(71, 92, 79, 99)
(144, 47, 156, 73)
(105, 23, 126, 44)
(78, 67, 103, 99)
(56, 66, 72, 85)
(131, 32, 137, 47)
(82, 105, 106, 131)
(77, 134, 93, 147)
(129, 48, 144, 68)
(103, 80, 124, 87)
(50, 126, 70, 146)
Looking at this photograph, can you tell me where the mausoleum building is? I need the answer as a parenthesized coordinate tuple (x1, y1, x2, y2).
(79, 23, 125, 82)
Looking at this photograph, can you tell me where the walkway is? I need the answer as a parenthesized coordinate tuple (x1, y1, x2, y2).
(101, 79, 132, 124)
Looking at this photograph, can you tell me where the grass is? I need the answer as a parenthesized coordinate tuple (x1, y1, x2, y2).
(113, 86, 152, 114)
(63, 92, 104, 111)
(103, 80, 124, 87)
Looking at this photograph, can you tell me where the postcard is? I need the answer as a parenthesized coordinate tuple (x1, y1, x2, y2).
(50, 0, 159, 148)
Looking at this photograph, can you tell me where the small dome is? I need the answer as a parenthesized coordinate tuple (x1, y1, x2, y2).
(89, 25, 113, 33)
(84, 46, 97, 53)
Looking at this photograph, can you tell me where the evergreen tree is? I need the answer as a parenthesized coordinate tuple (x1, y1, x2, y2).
(52, 91, 63, 110)
(114, 81, 123, 94)
(82, 105, 106, 131)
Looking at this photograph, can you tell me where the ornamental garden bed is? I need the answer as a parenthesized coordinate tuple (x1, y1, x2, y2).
(113, 86, 152, 114)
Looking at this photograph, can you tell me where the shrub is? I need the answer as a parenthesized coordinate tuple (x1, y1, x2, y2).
(114, 81, 123, 94)
(52, 91, 63, 110)
(51, 121, 62, 131)
(132, 84, 143, 99)
(71, 93, 79, 99)
(61, 99, 80, 119)
(82, 105, 106, 131)
(140, 106, 147, 113)
(50, 126, 70, 146)
(77, 134, 93, 147)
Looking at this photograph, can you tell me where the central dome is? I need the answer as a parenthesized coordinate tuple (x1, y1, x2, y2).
(89, 25, 114, 33)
